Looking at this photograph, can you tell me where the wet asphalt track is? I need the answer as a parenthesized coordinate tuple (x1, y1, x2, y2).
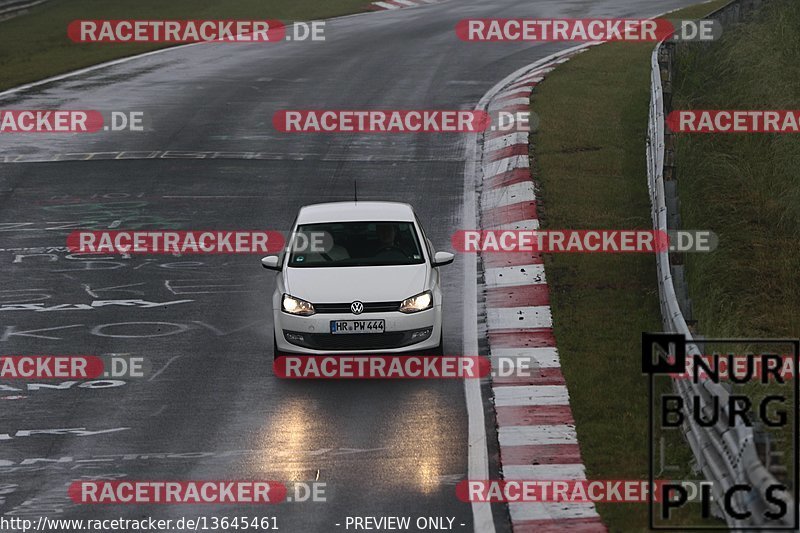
(0, 0, 699, 530)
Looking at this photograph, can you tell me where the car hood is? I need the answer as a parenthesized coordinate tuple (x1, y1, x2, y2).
(285, 264, 428, 303)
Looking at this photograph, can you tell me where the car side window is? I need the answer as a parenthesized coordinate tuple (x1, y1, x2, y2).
(415, 215, 435, 262)
(283, 215, 299, 267)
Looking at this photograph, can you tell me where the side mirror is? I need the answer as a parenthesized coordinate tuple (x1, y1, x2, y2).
(432, 251, 455, 267)
(261, 255, 282, 271)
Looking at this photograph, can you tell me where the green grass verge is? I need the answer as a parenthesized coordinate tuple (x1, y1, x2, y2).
(673, 0, 800, 339)
(528, 1, 729, 530)
(672, 0, 800, 488)
(0, 0, 369, 91)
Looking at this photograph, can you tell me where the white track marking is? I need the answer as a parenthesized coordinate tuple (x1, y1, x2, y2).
(509, 502, 599, 521)
(493, 385, 570, 407)
(486, 219, 540, 231)
(483, 155, 529, 178)
(490, 354, 542, 376)
(503, 463, 586, 480)
(489, 97, 530, 110)
(484, 264, 546, 287)
(484, 132, 528, 152)
(162, 195, 263, 199)
(495, 86, 533, 99)
(480, 181, 535, 210)
(498, 424, 578, 446)
(513, 74, 546, 85)
(372, 1, 401, 8)
(149, 404, 168, 417)
(490, 347, 560, 368)
(148, 355, 182, 382)
(463, 84, 496, 533)
(465, 43, 597, 533)
(487, 306, 553, 329)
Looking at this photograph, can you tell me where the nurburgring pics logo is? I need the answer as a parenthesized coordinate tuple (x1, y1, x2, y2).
(643, 333, 799, 529)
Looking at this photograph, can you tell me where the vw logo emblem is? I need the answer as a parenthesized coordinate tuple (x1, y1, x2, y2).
(350, 301, 364, 315)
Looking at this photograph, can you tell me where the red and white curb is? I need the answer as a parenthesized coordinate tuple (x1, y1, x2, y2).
(476, 46, 607, 532)
(368, 0, 441, 10)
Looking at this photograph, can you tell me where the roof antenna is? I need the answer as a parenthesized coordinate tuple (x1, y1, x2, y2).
(354, 179, 358, 204)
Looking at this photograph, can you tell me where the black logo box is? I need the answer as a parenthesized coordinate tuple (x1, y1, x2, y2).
(643, 333, 800, 530)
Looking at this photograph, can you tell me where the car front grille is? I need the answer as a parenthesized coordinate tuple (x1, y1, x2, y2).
(313, 301, 401, 314)
(304, 332, 406, 350)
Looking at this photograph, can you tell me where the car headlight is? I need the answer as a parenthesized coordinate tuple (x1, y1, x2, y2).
(282, 294, 315, 316)
(399, 290, 433, 313)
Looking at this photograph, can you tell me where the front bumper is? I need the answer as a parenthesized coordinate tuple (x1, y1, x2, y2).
(273, 307, 441, 355)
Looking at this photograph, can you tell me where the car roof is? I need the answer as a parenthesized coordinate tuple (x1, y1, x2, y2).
(296, 201, 416, 224)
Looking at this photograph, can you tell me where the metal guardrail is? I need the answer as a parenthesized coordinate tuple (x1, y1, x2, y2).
(0, 0, 49, 21)
(646, 0, 795, 528)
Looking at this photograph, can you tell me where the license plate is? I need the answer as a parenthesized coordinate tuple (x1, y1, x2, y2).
(330, 320, 385, 334)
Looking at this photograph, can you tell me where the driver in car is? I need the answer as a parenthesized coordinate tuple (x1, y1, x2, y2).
(374, 223, 408, 261)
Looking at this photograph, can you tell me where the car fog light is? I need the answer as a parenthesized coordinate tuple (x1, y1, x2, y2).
(411, 328, 432, 340)
(285, 332, 305, 343)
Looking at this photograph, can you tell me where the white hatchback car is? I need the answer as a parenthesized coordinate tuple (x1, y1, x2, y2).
(262, 201, 454, 358)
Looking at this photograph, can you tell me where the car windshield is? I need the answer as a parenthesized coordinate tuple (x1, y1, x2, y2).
(288, 221, 425, 267)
